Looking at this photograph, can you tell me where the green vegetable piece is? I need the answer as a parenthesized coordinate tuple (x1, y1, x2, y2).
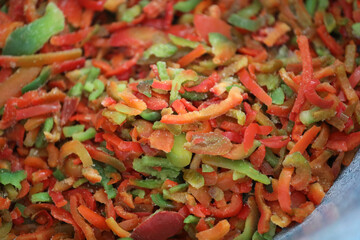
(256, 74, 280, 91)
(299, 107, 320, 125)
(0, 106, 4, 116)
(169, 34, 199, 48)
(3, 3, 64, 55)
(281, 83, 293, 98)
(0, 222, 12, 239)
(21, 67, 51, 94)
(89, 79, 105, 101)
(139, 0, 150, 7)
(144, 43, 178, 59)
(228, 14, 261, 32)
(170, 70, 198, 103)
(169, 183, 189, 193)
(122, 5, 141, 23)
(73, 178, 88, 188)
(237, 0, 262, 18)
(233, 171, 246, 181)
(133, 156, 182, 180)
(252, 222, 276, 240)
(174, 0, 201, 12)
(31, 192, 52, 203)
(5, 184, 18, 200)
(53, 168, 66, 181)
(234, 197, 259, 240)
(93, 163, 117, 199)
(63, 124, 85, 138)
(352, 23, 360, 37)
(166, 134, 193, 167)
(156, 61, 170, 81)
(305, 0, 317, 17)
(324, 12, 336, 33)
(208, 33, 236, 64)
(270, 88, 285, 105)
(132, 179, 164, 189)
(72, 127, 96, 142)
(184, 215, 200, 224)
(137, 79, 153, 97)
(1, 5, 8, 13)
(14, 203, 27, 218)
(265, 148, 279, 168)
(118, 238, 133, 240)
(317, 0, 329, 11)
(102, 110, 127, 125)
(86, 67, 101, 84)
(152, 121, 182, 135)
(131, 189, 145, 198)
(181, 91, 208, 101)
(203, 155, 270, 185)
(140, 109, 161, 121)
(201, 164, 214, 173)
(35, 117, 54, 148)
(151, 193, 174, 208)
(68, 83, 83, 97)
(183, 169, 204, 189)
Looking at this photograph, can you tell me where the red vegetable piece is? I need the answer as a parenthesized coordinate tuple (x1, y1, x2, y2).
(131, 211, 184, 240)
(194, 14, 232, 41)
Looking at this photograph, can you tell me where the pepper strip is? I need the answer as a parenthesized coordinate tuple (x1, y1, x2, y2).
(59, 140, 93, 167)
(278, 167, 294, 214)
(161, 87, 243, 124)
(0, 49, 82, 68)
(237, 69, 272, 107)
(255, 183, 271, 234)
(289, 125, 321, 154)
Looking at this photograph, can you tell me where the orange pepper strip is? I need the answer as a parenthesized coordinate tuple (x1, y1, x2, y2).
(78, 205, 109, 231)
(0, 67, 41, 107)
(255, 183, 272, 234)
(0, 49, 82, 68)
(59, 140, 93, 167)
(105, 217, 131, 238)
(237, 69, 272, 107)
(70, 195, 96, 240)
(263, 22, 291, 47)
(307, 182, 325, 205)
(195, 219, 230, 240)
(161, 87, 243, 124)
(178, 44, 207, 67)
(289, 125, 321, 154)
(278, 167, 294, 214)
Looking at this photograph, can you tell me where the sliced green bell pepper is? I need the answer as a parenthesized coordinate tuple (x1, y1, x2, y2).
(63, 124, 85, 138)
(72, 127, 96, 142)
(35, 117, 54, 148)
(21, 66, 51, 94)
(156, 61, 170, 81)
(169, 34, 199, 49)
(174, 0, 201, 12)
(3, 3, 65, 56)
(228, 14, 261, 32)
(68, 82, 84, 97)
(203, 156, 270, 185)
(234, 197, 259, 240)
(151, 193, 174, 208)
(140, 110, 161, 121)
(0, 169, 27, 190)
(183, 169, 204, 189)
(31, 192, 52, 203)
(166, 134, 193, 167)
(143, 43, 178, 59)
(132, 179, 164, 189)
(133, 156, 182, 180)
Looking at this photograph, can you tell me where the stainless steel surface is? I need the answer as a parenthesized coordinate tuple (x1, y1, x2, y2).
(275, 151, 360, 240)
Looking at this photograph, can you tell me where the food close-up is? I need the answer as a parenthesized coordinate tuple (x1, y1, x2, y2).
(0, 0, 359, 239)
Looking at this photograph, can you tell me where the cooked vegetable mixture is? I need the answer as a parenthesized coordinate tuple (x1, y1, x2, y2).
(0, 0, 359, 239)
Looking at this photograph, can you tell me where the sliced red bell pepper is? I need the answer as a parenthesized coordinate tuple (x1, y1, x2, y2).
(16, 102, 61, 121)
(237, 69, 272, 107)
(194, 14, 232, 41)
(209, 194, 242, 218)
(103, 133, 143, 153)
(184, 72, 220, 93)
(135, 92, 169, 110)
(304, 79, 333, 108)
(255, 183, 271, 234)
(78, 0, 106, 11)
(316, 25, 344, 56)
(278, 167, 294, 214)
(260, 136, 290, 149)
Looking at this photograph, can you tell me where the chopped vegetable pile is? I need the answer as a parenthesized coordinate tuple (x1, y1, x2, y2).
(0, 0, 360, 239)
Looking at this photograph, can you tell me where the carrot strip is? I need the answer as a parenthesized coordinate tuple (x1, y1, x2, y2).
(290, 125, 321, 154)
(278, 167, 294, 214)
(178, 45, 207, 67)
